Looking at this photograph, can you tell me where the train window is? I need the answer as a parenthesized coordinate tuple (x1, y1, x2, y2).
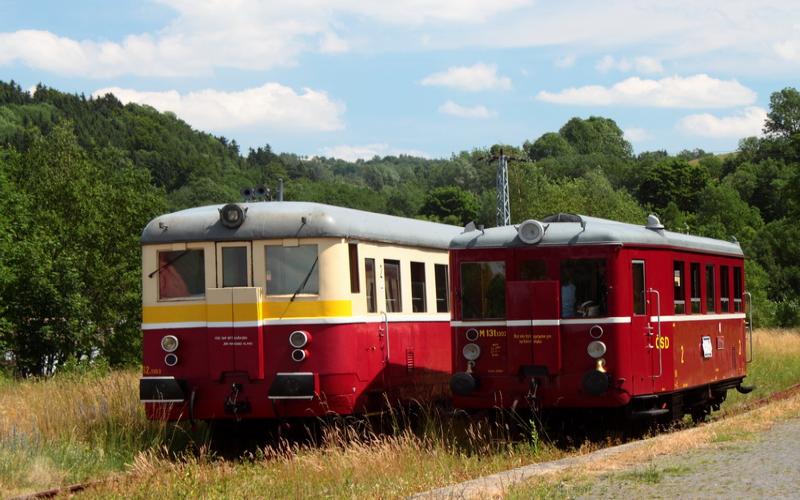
(384, 260, 402, 312)
(632, 261, 645, 316)
(461, 261, 505, 320)
(733, 267, 743, 312)
(365, 258, 377, 313)
(435, 264, 449, 313)
(561, 259, 608, 318)
(673, 261, 686, 314)
(158, 249, 205, 300)
(349, 243, 360, 293)
(706, 264, 716, 313)
(411, 262, 427, 313)
(265, 245, 319, 295)
(720, 265, 730, 312)
(690, 263, 701, 313)
(222, 246, 248, 287)
(519, 260, 546, 280)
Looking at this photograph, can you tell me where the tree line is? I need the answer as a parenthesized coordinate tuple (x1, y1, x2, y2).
(0, 80, 798, 375)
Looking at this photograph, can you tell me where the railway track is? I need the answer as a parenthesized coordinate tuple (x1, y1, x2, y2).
(11, 383, 800, 499)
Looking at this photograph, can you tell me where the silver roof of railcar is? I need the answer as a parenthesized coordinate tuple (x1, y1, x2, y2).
(450, 214, 744, 257)
(141, 201, 462, 249)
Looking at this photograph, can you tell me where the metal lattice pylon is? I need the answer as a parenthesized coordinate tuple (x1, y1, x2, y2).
(496, 153, 510, 226)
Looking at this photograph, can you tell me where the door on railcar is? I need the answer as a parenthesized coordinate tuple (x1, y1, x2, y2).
(506, 256, 561, 378)
(208, 242, 264, 381)
(630, 259, 662, 394)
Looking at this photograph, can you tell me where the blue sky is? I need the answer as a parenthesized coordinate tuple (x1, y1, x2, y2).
(1, 1, 798, 160)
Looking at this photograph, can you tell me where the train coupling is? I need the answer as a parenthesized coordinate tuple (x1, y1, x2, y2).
(224, 383, 252, 419)
(736, 383, 755, 394)
(450, 372, 478, 396)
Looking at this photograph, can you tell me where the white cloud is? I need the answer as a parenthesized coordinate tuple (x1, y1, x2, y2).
(554, 54, 576, 68)
(677, 106, 767, 138)
(623, 128, 650, 142)
(774, 39, 800, 62)
(319, 32, 349, 54)
(2, 1, 799, 78)
(92, 84, 345, 132)
(536, 74, 756, 108)
(421, 63, 511, 91)
(0, 0, 530, 77)
(596, 55, 663, 74)
(337, 0, 530, 26)
(319, 144, 431, 162)
(438, 100, 496, 119)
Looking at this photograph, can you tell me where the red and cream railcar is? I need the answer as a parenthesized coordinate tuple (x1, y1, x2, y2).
(139, 202, 460, 421)
(449, 214, 753, 420)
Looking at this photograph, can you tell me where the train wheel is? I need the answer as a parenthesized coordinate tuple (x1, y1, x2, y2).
(691, 405, 710, 423)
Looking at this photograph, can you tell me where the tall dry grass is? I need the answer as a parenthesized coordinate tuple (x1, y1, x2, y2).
(0, 369, 194, 496)
(724, 328, 800, 408)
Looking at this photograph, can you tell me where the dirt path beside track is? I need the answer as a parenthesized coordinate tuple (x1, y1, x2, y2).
(415, 394, 800, 499)
(574, 418, 800, 499)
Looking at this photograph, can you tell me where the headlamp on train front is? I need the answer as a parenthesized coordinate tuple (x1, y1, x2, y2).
(462, 343, 481, 361)
(587, 340, 606, 359)
(219, 203, 246, 228)
(289, 330, 310, 349)
(161, 335, 179, 353)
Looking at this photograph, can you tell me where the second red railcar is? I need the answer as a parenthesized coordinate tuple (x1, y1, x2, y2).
(449, 214, 753, 421)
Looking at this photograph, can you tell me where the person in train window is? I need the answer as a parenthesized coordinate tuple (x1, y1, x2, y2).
(561, 269, 576, 318)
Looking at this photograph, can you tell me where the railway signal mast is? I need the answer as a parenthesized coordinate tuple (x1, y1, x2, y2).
(496, 150, 510, 227)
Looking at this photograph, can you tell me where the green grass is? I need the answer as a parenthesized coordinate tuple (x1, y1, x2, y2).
(724, 329, 800, 409)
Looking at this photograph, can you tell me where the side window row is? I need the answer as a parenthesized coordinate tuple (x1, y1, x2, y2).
(673, 260, 743, 314)
(159, 247, 450, 314)
(363, 258, 449, 314)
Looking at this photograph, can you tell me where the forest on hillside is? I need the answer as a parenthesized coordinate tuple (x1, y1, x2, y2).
(0, 80, 798, 375)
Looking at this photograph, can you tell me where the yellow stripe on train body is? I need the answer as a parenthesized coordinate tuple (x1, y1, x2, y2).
(142, 299, 353, 324)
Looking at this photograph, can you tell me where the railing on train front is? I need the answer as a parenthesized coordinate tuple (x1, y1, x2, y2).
(647, 288, 663, 379)
(744, 291, 754, 363)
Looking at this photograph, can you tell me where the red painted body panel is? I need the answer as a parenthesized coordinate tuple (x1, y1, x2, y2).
(450, 243, 748, 412)
(144, 320, 451, 420)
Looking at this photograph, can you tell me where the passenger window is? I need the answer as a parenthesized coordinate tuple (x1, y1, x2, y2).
(265, 245, 319, 295)
(720, 265, 730, 312)
(706, 264, 716, 313)
(384, 259, 402, 312)
(733, 267, 743, 312)
(690, 263, 701, 313)
(673, 261, 685, 314)
(365, 258, 377, 313)
(411, 262, 427, 313)
(461, 261, 505, 320)
(158, 249, 205, 300)
(632, 261, 645, 316)
(222, 246, 248, 287)
(519, 260, 546, 280)
(434, 264, 449, 313)
(348, 243, 360, 293)
(561, 259, 608, 318)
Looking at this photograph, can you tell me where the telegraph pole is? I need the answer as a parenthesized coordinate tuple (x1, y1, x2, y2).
(496, 150, 510, 226)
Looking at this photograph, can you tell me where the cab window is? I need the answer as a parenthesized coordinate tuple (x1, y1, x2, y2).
(265, 245, 319, 295)
(560, 259, 608, 318)
(158, 249, 205, 300)
(461, 261, 505, 320)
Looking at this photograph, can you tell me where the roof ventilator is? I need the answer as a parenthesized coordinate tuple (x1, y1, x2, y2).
(646, 214, 665, 231)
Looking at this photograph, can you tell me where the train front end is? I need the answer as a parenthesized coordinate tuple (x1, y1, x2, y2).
(139, 202, 458, 421)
